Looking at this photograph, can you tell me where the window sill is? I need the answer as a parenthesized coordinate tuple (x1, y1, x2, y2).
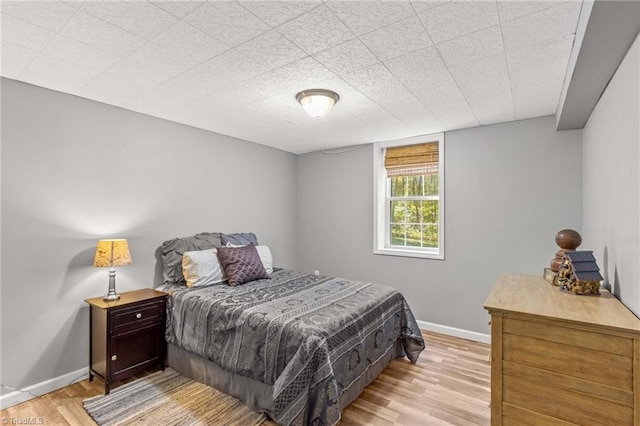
(374, 247, 444, 260)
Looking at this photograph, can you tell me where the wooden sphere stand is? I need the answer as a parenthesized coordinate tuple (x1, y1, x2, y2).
(550, 229, 582, 272)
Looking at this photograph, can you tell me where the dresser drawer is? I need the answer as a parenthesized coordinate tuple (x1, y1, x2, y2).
(110, 300, 164, 335)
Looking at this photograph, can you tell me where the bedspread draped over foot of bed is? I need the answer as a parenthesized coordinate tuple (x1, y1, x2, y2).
(163, 268, 425, 426)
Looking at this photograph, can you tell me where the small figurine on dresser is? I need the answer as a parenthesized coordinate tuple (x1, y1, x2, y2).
(544, 229, 582, 285)
(555, 250, 603, 295)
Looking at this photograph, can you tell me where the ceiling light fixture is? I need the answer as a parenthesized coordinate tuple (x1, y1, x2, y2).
(295, 89, 340, 119)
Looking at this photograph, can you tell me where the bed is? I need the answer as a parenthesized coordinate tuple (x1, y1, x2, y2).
(159, 232, 425, 426)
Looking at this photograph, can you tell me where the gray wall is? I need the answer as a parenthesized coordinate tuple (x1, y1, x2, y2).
(582, 34, 639, 315)
(0, 78, 298, 394)
(297, 116, 582, 334)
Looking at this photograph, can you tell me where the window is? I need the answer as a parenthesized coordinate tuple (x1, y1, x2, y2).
(373, 134, 444, 259)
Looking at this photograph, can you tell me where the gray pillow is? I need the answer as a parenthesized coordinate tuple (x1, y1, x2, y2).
(220, 232, 259, 246)
(161, 232, 222, 285)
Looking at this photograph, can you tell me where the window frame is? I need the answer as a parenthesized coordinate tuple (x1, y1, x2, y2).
(373, 133, 445, 260)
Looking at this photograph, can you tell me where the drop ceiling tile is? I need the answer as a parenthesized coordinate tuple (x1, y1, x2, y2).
(419, 1, 500, 44)
(122, 78, 208, 112)
(327, 0, 414, 36)
(342, 63, 412, 103)
(313, 39, 379, 75)
(240, 1, 322, 27)
(403, 77, 478, 129)
(307, 109, 362, 129)
(466, 91, 515, 125)
(125, 96, 183, 122)
(384, 47, 460, 96)
(0, 41, 39, 79)
(17, 70, 85, 94)
(513, 78, 563, 119)
(153, 21, 230, 63)
(214, 83, 269, 105)
(40, 35, 121, 73)
(250, 57, 338, 98)
(509, 57, 570, 89)
(498, 0, 570, 24)
(472, 104, 516, 126)
(342, 113, 405, 142)
(437, 26, 505, 67)
(236, 30, 307, 71)
(378, 96, 441, 126)
(249, 97, 301, 118)
(104, 59, 173, 90)
(182, 92, 246, 115)
(1, 13, 55, 51)
(75, 73, 144, 105)
(125, 42, 202, 77)
(277, 4, 357, 55)
(80, 1, 177, 40)
(20, 53, 102, 92)
(333, 102, 397, 124)
(506, 38, 574, 74)
(438, 28, 511, 99)
(59, 11, 145, 57)
(361, 16, 432, 62)
(450, 63, 511, 100)
(186, 49, 270, 93)
(62, 2, 84, 10)
(150, 1, 205, 19)
(183, 1, 270, 47)
(1, 1, 77, 32)
(501, 2, 581, 51)
(401, 118, 446, 137)
(431, 100, 480, 130)
(410, 1, 451, 14)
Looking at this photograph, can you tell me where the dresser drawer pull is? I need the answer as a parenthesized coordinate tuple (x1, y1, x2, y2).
(111, 355, 117, 361)
(136, 313, 142, 319)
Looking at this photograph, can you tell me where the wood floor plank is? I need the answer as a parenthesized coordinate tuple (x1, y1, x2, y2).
(0, 331, 490, 425)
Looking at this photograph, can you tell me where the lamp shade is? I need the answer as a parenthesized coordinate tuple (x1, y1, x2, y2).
(296, 89, 339, 118)
(93, 239, 132, 268)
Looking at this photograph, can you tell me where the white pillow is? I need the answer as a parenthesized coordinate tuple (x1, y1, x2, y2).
(225, 243, 274, 274)
(182, 248, 226, 287)
(255, 245, 274, 274)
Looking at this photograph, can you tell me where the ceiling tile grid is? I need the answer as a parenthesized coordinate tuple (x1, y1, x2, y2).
(0, 0, 583, 154)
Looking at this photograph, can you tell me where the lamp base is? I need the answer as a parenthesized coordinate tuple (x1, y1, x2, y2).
(103, 291, 120, 301)
(103, 269, 120, 301)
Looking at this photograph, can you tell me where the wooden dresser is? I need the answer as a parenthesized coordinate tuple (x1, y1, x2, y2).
(484, 273, 640, 425)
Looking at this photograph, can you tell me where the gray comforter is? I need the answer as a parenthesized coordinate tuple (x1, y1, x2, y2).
(163, 269, 425, 425)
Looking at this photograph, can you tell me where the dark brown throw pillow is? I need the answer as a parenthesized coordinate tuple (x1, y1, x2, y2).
(217, 244, 269, 286)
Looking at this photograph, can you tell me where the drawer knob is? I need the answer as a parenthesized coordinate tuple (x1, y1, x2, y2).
(111, 355, 117, 361)
(136, 313, 142, 319)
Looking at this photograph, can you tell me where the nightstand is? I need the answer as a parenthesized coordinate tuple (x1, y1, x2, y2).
(85, 289, 168, 394)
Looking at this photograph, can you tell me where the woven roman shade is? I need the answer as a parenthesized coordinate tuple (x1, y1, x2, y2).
(385, 142, 439, 177)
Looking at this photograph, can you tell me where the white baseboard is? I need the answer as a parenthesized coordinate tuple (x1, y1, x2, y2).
(417, 320, 491, 344)
(0, 367, 89, 410)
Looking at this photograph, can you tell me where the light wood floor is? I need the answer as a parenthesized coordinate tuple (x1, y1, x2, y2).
(1, 331, 490, 425)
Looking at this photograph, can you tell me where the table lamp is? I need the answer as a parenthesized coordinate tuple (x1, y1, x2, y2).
(93, 239, 132, 301)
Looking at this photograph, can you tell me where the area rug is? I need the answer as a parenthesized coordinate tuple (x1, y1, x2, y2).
(83, 368, 266, 426)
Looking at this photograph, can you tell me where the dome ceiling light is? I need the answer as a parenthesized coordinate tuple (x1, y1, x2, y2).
(295, 89, 340, 119)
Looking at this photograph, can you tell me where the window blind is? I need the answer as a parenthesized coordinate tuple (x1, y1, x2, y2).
(384, 142, 439, 177)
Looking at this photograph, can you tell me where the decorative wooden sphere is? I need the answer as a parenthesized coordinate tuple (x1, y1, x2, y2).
(555, 229, 582, 250)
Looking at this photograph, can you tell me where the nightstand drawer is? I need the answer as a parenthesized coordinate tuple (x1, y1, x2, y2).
(110, 300, 164, 335)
